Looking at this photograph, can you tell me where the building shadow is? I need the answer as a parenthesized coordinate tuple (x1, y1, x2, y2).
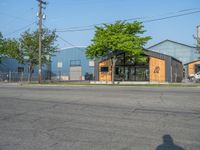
(156, 134, 184, 150)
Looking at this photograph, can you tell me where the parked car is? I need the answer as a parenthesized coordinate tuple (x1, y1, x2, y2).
(194, 71, 200, 80)
(188, 71, 200, 82)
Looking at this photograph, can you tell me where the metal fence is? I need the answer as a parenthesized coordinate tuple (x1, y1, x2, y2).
(0, 72, 48, 82)
(0, 71, 93, 83)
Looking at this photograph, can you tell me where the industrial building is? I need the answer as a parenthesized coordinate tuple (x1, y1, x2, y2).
(0, 47, 95, 82)
(51, 47, 94, 81)
(185, 59, 200, 77)
(184, 25, 200, 77)
(0, 56, 48, 81)
(148, 39, 199, 65)
(148, 25, 200, 79)
(96, 49, 183, 83)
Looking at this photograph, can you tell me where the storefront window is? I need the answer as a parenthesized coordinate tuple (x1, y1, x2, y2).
(115, 66, 149, 81)
(114, 53, 149, 81)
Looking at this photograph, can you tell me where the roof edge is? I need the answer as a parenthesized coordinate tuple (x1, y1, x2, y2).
(144, 49, 182, 63)
(148, 39, 196, 49)
(97, 49, 182, 64)
(184, 59, 200, 65)
(58, 46, 87, 51)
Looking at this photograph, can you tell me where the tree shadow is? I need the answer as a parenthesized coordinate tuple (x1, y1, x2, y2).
(156, 134, 185, 150)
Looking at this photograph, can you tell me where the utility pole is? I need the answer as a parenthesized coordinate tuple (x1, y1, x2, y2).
(37, 0, 46, 83)
(197, 25, 200, 48)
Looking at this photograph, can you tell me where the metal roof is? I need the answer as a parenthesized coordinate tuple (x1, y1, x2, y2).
(148, 39, 196, 49)
(184, 59, 200, 65)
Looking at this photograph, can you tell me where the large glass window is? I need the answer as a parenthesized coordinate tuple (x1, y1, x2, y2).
(115, 66, 149, 81)
(135, 67, 149, 81)
(114, 52, 149, 81)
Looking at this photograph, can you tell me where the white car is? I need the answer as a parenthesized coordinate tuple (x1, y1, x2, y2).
(189, 71, 200, 81)
(194, 71, 200, 80)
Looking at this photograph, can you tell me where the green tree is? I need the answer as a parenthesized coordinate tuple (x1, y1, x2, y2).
(19, 29, 57, 82)
(86, 21, 151, 83)
(4, 39, 23, 63)
(0, 32, 4, 63)
(0, 32, 23, 63)
(0, 32, 4, 55)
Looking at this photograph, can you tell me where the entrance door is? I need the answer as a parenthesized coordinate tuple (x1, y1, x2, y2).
(69, 66, 82, 80)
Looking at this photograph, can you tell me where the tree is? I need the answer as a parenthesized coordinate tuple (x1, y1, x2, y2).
(0, 32, 4, 55)
(0, 32, 23, 63)
(19, 29, 57, 82)
(86, 21, 151, 83)
(4, 39, 23, 63)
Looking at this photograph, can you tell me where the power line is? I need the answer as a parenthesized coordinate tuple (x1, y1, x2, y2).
(56, 9, 200, 33)
(56, 17, 143, 31)
(43, 25, 85, 55)
(0, 9, 33, 22)
(142, 10, 200, 23)
(44, 8, 200, 48)
(56, 27, 95, 32)
(43, 23, 78, 47)
(57, 35, 76, 47)
(56, 18, 141, 32)
(5, 21, 37, 37)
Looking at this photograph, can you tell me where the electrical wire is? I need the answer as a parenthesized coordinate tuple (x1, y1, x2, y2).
(142, 10, 200, 23)
(57, 35, 86, 52)
(43, 23, 82, 48)
(56, 9, 200, 33)
(57, 36, 75, 47)
(5, 21, 37, 37)
(0, 10, 32, 22)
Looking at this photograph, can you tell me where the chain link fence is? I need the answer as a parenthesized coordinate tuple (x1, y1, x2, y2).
(0, 71, 93, 83)
(0, 72, 50, 83)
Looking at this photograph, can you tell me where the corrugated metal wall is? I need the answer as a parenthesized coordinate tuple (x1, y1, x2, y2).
(51, 47, 94, 80)
(0, 57, 48, 81)
(148, 40, 198, 64)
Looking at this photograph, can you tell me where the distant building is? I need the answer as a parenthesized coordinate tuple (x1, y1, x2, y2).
(0, 56, 48, 81)
(185, 59, 200, 77)
(148, 39, 199, 65)
(0, 47, 94, 82)
(51, 47, 94, 81)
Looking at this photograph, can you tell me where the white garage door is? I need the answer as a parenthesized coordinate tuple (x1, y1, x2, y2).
(69, 66, 82, 80)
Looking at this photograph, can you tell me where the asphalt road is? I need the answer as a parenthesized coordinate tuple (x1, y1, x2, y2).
(0, 84, 200, 150)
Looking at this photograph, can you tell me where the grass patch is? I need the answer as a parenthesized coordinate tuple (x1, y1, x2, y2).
(25, 81, 200, 88)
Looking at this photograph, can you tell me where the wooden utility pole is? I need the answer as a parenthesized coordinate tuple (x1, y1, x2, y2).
(37, 0, 46, 83)
(197, 25, 200, 48)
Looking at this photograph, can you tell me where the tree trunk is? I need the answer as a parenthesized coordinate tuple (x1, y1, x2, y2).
(111, 56, 117, 84)
(28, 63, 33, 83)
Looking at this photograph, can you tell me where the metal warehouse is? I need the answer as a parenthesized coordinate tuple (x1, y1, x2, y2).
(0, 57, 49, 81)
(148, 39, 198, 65)
(95, 49, 183, 83)
(51, 47, 94, 81)
(184, 59, 200, 77)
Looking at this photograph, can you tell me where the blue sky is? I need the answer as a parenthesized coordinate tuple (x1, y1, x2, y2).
(0, 0, 200, 48)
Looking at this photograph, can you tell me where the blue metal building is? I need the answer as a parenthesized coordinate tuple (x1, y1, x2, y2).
(0, 56, 49, 81)
(148, 40, 199, 64)
(51, 47, 94, 81)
